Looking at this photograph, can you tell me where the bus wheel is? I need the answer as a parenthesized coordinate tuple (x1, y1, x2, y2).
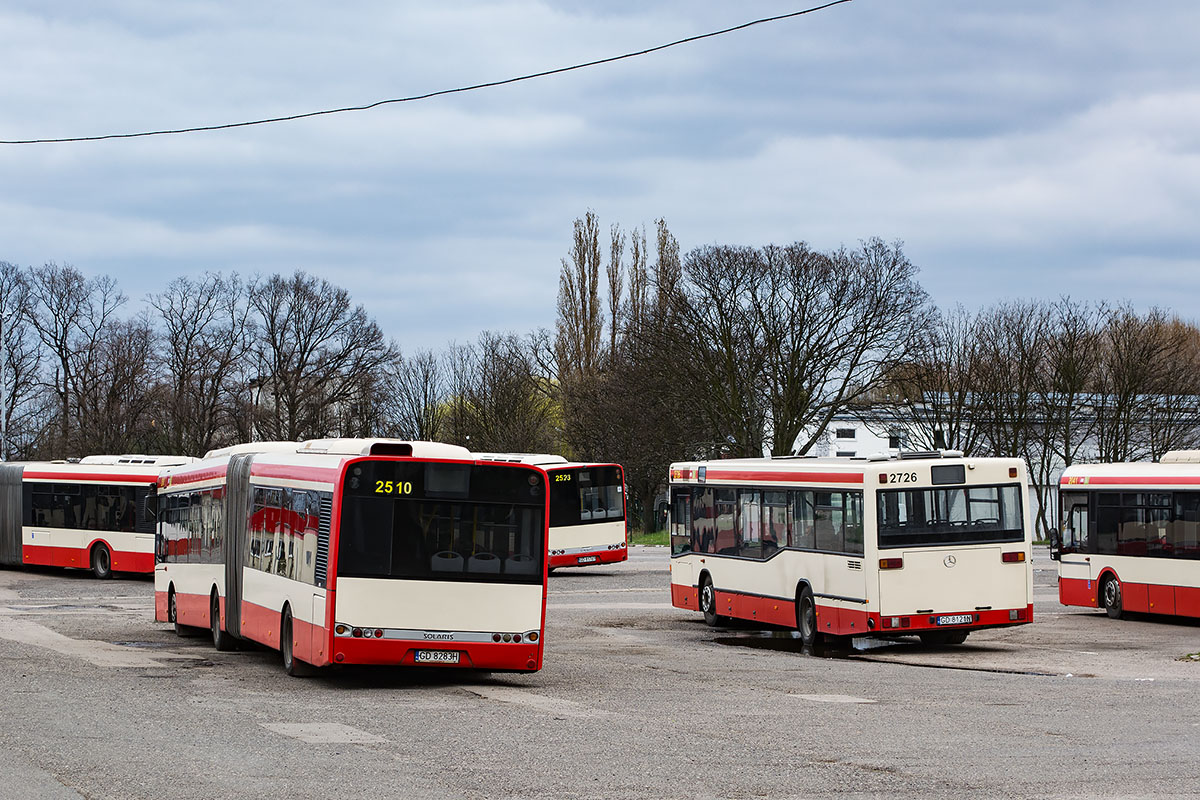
(1101, 576, 1123, 619)
(919, 630, 969, 646)
(90, 543, 113, 580)
(282, 607, 314, 677)
(797, 586, 822, 647)
(699, 575, 722, 627)
(169, 588, 199, 637)
(211, 592, 235, 651)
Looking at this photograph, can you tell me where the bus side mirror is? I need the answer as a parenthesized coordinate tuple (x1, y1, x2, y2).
(144, 494, 159, 522)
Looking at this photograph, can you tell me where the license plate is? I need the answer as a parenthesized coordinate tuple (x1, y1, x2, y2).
(936, 614, 973, 626)
(414, 650, 460, 664)
(578, 556, 598, 564)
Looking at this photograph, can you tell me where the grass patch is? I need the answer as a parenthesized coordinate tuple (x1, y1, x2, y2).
(630, 530, 668, 547)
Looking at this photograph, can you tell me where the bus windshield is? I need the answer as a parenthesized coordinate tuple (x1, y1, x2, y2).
(878, 484, 1024, 548)
(547, 465, 624, 527)
(337, 460, 545, 584)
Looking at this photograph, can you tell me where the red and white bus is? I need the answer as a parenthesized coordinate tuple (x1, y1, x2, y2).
(1055, 453, 1200, 619)
(668, 452, 1033, 645)
(0, 455, 195, 578)
(476, 454, 627, 569)
(155, 439, 550, 675)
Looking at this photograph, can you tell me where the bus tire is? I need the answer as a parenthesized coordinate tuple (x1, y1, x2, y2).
(282, 607, 315, 677)
(90, 543, 113, 580)
(169, 587, 200, 637)
(919, 630, 969, 646)
(699, 574, 723, 627)
(1101, 575, 1123, 619)
(797, 586, 822, 647)
(211, 592, 235, 651)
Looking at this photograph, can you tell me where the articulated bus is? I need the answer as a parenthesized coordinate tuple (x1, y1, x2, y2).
(0, 455, 194, 578)
(475, 454, 627, 569)
(1055, 452, 1200, 619)
(668, 451, 1033, 646)
(155, 439, 549, 675)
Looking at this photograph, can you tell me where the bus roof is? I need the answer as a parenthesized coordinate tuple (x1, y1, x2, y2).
(77, 454, 197, 466)
(1061, 461, 1200, 487)
(670, 452, 1023, 486)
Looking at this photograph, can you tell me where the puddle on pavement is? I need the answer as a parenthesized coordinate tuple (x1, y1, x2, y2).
(712, 629, 893, 659)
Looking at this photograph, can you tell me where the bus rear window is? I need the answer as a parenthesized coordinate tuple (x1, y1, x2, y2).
(547, 466, 624, 527)
(877, 484, 1024, 548)
(338, 461, 545, 584)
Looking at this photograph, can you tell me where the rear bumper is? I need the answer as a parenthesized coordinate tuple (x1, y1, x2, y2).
(331, 637, 542, 671)
(549, 545, 627, 569)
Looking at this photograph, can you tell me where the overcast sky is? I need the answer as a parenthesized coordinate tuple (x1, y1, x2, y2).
(3, 1, 1199, 351)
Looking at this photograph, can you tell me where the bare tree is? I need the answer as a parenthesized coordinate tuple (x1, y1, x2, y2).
(0, 262, 43, 459)
(1089, 308, 1200, 462)
(249, 271, 395, 441)
(449, 332, 558, 453)
(148, 272, 255, 455)
(606, 224, 624, 360)
(382, 349, 448, 441)
(24, 263, 125, 456)
(72, 315, 160, 454)
(665, 238, 931, 457)
(885, 304, 982, 453)
(556, 211, 604, 379)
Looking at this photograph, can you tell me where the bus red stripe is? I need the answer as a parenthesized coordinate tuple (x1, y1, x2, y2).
(22, 471, 158, 483)
(703, 470, 864, 484)
(1060, 475, 1200, 486)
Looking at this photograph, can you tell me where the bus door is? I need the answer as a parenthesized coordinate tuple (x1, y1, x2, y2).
(669, 489, 693, 586)
(1057, 491, 1093, 595)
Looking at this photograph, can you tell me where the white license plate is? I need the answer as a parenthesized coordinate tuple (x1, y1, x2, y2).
(414, 650, 461, 664)
(936, 614, 973, 626)
(578, 556, 598, 564)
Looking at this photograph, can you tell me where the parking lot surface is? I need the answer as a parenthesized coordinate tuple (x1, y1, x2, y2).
(0, 546, 1197, 799)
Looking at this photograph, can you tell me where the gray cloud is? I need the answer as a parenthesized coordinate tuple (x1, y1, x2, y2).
(2, 1, 1198, 350)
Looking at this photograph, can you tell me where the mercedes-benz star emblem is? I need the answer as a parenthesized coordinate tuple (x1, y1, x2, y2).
(943, 555, 957, 568)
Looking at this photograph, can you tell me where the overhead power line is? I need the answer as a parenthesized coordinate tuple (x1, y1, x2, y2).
(2, 0, 852, 145)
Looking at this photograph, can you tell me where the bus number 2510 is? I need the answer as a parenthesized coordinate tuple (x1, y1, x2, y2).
(374, 480, 414, 495)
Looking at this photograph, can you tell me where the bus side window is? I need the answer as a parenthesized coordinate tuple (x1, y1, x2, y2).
(1175, 493, 1200, 559)
(692, 489, 714, 554)
(670, 489, 692, 555)
(763, 492, 787, 554)
(792, 491, 815, 550)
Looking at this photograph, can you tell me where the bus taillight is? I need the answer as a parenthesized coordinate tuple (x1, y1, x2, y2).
(1001, 551, 1026, 563)
(879, 558, 904, 570)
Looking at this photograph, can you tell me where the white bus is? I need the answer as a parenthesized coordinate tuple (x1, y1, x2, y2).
(155, 439, 550, 675)
(0, 455, 194, 578)
(475, 454, 627, 569)
(1055, 452, 1200, 619)
(668, 451, 1033, 645)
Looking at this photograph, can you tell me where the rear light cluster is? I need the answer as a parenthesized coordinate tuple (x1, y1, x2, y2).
(1009, 608, 1027, 621)
(491, 632, 539, 643)
(879, 557, 904, 570)
(335, 624, 384, 638)
(881, 616, 912, 629)
(606, 543, 625, 550)
(1001, 551, 1026, 563)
